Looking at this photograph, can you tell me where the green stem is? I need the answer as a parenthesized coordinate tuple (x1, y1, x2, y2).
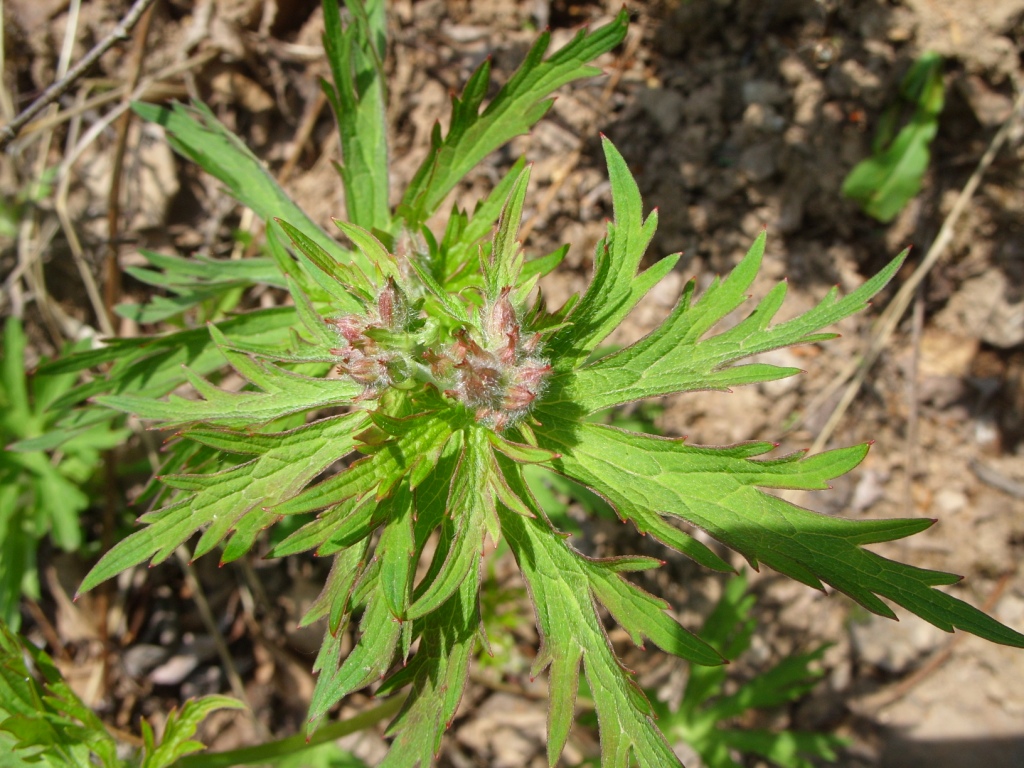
(175, 695, 406, 768)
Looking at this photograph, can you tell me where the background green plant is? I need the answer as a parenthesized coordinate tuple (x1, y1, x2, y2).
(0, 619, 243, 768)
(842, 51, 945, 222)
(0, 317, 127, 630)
(653, 573, 844, 768)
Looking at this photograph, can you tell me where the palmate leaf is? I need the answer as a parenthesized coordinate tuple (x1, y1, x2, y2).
(547, 138, 679, 369)
(501, 505, 689, 767)
(117, 250, 286, 324)
(322, 0, 389, 230)
(134, 101, 367, 274)
(374, 575, 479, 768)
(655, 573, 843, 768)
(533, 136, 1024, 648)
(398, 11, 628, 226)
(77, 412, 369, 596)
(96, 326, 359, 429)
(494, 458, 721, 768)
(305, 433, 465, 731)
(0, 620, 117, 768)
(0, 620, 239, 768)
(141, 696, 245, 768)
(564, 230, 905, 412)
(533, 414, 1024, 648)
(39, 307, 299, 413)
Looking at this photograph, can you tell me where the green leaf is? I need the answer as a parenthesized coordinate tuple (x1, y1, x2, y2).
(562, 231, 907, 412)
(484, 164, 531, 299)
(438, 158, 528, 285)
(375, 575, 478, 767)
(117, 250, 285, 324)
(309, 570, 402, 730)
(500, 503, 683, 767)
(274, 408, 463, 516)
(547, 137, 679, 368)
(77, 413, 369, 595)
(1, 318, 28, 416)
(274, 219, 370, 313)
(656, 574, 844, 768)
(0, 621, 119, 767)
(537, 418, 1024, 647)
(378, 483, 416, 619)
(142, 696, 244, 768)
(42, 307, 298, 412)
(334, 220, 401, 283)
(134, 101, 367, 271)
(299, 543, 370, 633)
(842, 52, 945, 222)
(322, 0, 390, 230)
(398, 11, 628, 226)
(407, 428, 490, 620)
(97, 326, 360, 428)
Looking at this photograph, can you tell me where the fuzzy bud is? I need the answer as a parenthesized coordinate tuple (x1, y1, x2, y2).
(487, 288, 518, 343)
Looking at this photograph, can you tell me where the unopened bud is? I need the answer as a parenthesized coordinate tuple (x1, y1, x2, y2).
(498, 333, 515, 364)
(333, 315, 368, 346)
(377, 281, 397, 327)
(516, 361, 552, 388)
(503, 384, 536, 411)
(488, 289, 518, 342)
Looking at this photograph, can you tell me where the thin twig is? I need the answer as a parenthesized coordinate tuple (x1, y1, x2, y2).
(23, 598, 71, 662)
(278, 89, 327, 186)
(104, 0, 157, 326)
(904, 286, 924, 513)
(971, 460, 1024, 499)
(174, 547, 270, 741)
(54, 86, 117, 337)
(0, 0, 16, 121)
(11, 0, 82, 346)
(0, 0, 160, 151)
(518, 25, 639, 243)
(16, 50, 213, 140)
(808, 87, 1024, 455)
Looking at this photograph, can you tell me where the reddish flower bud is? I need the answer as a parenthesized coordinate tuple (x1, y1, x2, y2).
(499, 327, 520, 365)
(452, 329, 485, 359)
(334, 315, 367, 346)
(377, 280, 397, 327)
(516, 361, 552, 388)
(503, 384, 536, 411)
(523, 332, 542, 353)
(487, 289, 518, 343)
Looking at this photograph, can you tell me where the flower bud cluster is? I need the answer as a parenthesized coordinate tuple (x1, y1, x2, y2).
(327, 279, 410, 394)
(429, 288, 551, 431)
(327, 279, 550, 430)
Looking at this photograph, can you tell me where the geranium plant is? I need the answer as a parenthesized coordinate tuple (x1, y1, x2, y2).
(31, 2, 1021, 766)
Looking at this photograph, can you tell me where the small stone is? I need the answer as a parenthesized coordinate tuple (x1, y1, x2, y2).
(738, 142, 778, 182)
(637, 87, 687, 134)
(933, 488, 967, 515)
(850, 612, 945, 674)
(742, 79, 788, 106)
(743, 102, 787, 133)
